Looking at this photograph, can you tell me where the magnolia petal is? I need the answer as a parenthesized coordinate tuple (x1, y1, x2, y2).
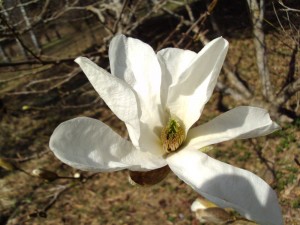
(167, 37, 228, 132)
(109, 35, 164, 154)
(186, 106, 280, 150)
(157, 48, 197, 108)
(166, 149, 283, 225)
(49, 117, 166, 172)
(75, 56, 140, 147)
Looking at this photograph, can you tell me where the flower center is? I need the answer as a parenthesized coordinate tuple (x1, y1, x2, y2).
(161, 117, 185, 153)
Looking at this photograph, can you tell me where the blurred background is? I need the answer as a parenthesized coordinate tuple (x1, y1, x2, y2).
(0, 0, 299, 224)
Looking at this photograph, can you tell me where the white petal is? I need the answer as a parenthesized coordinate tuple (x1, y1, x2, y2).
(49, 117, 166, 172)
(167, 37, 228, 132)
(167, 149, 283, 225)
(109, 35, 164, 154)
(157, 48, 197, 107)
(186, 106, 280, 150)
(75, 56, 140, 147)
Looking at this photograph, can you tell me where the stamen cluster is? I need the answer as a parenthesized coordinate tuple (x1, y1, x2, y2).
(161, 118, 185, 153)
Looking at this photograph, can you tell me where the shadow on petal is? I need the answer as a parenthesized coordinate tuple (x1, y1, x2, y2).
(167, 149, 283, 224)
(198, 174, 283, 225)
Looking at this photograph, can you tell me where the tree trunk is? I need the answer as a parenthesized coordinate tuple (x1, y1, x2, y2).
(247, 0, 274, 101)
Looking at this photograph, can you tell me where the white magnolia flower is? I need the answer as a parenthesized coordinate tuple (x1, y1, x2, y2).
(50, 35, 283, 225)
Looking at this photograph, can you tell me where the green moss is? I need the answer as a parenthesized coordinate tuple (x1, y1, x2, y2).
(286, 166, 298, 173)
(291, 198, 300, 208)
(167, 215, 176, 222)
(238, 151, 251, 162)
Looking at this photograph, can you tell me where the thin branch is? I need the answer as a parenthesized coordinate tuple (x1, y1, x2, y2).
(278, 0, 300, 13)
(0, 13, 42, 62)
(2, 149, 49, 163)
(177, 0, 218, 47)
(0, 65, 52, 83)
(278, 43, 298, 94)
(184, 0, 195, 22)
(249, 139, 277, 186)
(126, 0, 167, 34)
(0, 57, 73, 67)
(223, 62, 252, 99)
(216, 81, 246, 101)
(156, 17, 184, 50)
(0, 51, 101, 67)
(85, 5, 114, 35)
(198, 35, 252, 99)
(113, 0, 128, 34)
(277, 77, 300, 106)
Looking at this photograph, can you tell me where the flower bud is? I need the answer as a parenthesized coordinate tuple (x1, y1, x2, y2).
(129, 165, 170, 186)
(32, 168, 58, 181)
(192, 197, 232, 224)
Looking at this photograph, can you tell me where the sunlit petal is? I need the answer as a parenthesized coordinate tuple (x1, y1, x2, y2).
(50, 117, 166, 172)
(186, 106, 280, 150)
(75, 56, 140, 147)
(167, 37, 229, 132)
(157, 48, 197, 108)
(109, 34, 164, 155)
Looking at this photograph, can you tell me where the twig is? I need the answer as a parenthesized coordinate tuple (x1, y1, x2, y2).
(2, 149, 50, 163)
(177, 0, 218, 47)
(249, 139, 277, 186)
(85, 5, 114, 35)
(156, 17, 184, 50)
(184, 0, 195, 22)
(25, 74, 71, 89)
(27, 172, 99, 220)
(113, 0, 128, 34)
(223, 63, 252, 99)
(198, 35, 252, 100)
(26, 184, 74, 220)
(126, 0, 167, 34)
(276, 77, 300, 106)
(278, 0, 300, 13)
(43, 185, 71, 212)
(0, 65, 52, 83)
(216, 81, 246, 101)
(278, 43, 298, 94)
(0, 49, 102, 67)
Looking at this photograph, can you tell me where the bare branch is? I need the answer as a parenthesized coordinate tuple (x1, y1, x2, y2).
(216, 81, 246, 102)
(113, 0, 129, 34)
(198, 35, 252, 100)
(222, 63, 252, 99)
(277, 77, 300, 106)
(278, 0, 300, 13)
(0, 13, 42, 62)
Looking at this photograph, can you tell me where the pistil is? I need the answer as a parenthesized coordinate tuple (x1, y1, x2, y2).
(161, 117, 185, 153)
